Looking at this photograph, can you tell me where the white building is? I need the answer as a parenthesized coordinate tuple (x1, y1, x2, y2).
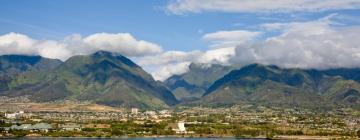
(131, 108, 139, 114)
(171, 122, 188, 134)
(5, 111, 24, 119)
(5, 113, 17, 119)
(144, 111, 156, 116)
(159, 110, 172, 117)
(177, 122, 186, 133)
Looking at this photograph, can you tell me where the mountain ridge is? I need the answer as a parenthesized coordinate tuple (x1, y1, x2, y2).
(0, 51, 178, 109)
(164, 63, 237, 101)
(1, 53, 360, 110)
(198, 64, 360, 109)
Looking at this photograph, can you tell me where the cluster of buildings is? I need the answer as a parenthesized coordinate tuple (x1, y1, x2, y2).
(1, 122, 112, 133)
(4, 111, 25, 119)
(2, 108, 173, 123)
(0, 106, 358, 137)
(5, 123, 52, 132)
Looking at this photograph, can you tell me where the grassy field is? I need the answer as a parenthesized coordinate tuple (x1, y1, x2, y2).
(0, 102, 123, 112)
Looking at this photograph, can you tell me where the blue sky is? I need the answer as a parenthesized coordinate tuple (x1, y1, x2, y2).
(2, 0, 358, 52)
(1, 0, 360, 80)
(0, 0, 218, 51)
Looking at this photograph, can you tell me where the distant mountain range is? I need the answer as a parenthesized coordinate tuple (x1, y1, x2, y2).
(0, 51, 178, 108)
(199, 64, 360, 109)
(166, 64, 360, 109)
(0, 51, 359, 109)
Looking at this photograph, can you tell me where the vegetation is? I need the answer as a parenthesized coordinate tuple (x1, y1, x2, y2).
(0, 51, 178, 109)
(164, 63, 237, 101)
(199, 64, 360, 110)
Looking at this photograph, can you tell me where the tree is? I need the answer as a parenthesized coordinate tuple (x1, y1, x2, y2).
(111, 128, 124, 136)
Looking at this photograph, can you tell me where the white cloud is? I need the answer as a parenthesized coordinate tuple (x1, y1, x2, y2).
(36, 40, 73, 60)
(166, 0, 360, 14)
(136, 51, 196, 81)
(203, 30, 262, 48)
(231, 16, 360, 69)
(197, 47, 236, 64)
(136, 30, 257, 81)
(145, 14, 360, 81)
(137, 51, 201, 66)
(0, 33, 37, 56)
(84, 33, 162, 57)
(138, 47, 236, 81)
(0, 32, 163, 61)
(149, 62, 192, 81)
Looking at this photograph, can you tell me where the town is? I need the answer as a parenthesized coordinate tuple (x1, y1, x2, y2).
(0, 104, 359, 139)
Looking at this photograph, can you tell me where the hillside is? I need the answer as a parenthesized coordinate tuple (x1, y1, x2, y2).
(2, 54, 360, 110)
(164, 63, 236, 101)
(0, 55, 62, 75)
(0, 51, 178, 109)
(0, 55, 62, 92)
(198, 64, 360, 109)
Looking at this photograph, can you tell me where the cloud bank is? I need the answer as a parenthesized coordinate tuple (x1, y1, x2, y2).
(166, 0, 360, 14)
(137, 46, 236, 81)
(145, 14, 360, 80)
(0, 32, 235, 81)
(0, 32, 162, 61)
(232, 17, 360, 69)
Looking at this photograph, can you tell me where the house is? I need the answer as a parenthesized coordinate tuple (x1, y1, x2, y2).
(5, 111, 25, 119)
(144, 111, 156, 116)
(9, 123, 52, 132)
(60, 123, 82, 131)
(159, 110, 172, 118)
(5, 113, 17, 119)
(131, 108, 139, 114)
(83, 124, 110, 129)
(32, 123, 52, 132)
(168, 122, 188, 134)
(10, 124, 32, 130)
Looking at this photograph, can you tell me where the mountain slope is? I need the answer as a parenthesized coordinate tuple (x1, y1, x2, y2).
(200, 64, 360, 109)
(0, 55, 62, 75)
(2, 51, 178, 108)
(0, 55, 62, 92)
(164, 63, 236, 101)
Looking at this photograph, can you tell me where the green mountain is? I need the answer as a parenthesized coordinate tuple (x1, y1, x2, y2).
(164, 63, 236, 101)
(0, 55, 62, 75)
(1, 51, 178, 108)
(199, 64, 360, 109)
(0, 55, 62, 92)
(2, 53, 360, 110)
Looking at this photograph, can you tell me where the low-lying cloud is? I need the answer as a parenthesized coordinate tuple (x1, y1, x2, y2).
(231, 16, 360, 69)
(138, 47, 236, 81)
(0, 32, 162, 61)
(147, 14, 360, 80)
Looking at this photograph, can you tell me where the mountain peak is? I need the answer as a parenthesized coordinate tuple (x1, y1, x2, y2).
(2, 52, 178, 109)
(189, 63, 212, 70)
(90, 50, 138, 68)
(92, 50, 120, 57)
